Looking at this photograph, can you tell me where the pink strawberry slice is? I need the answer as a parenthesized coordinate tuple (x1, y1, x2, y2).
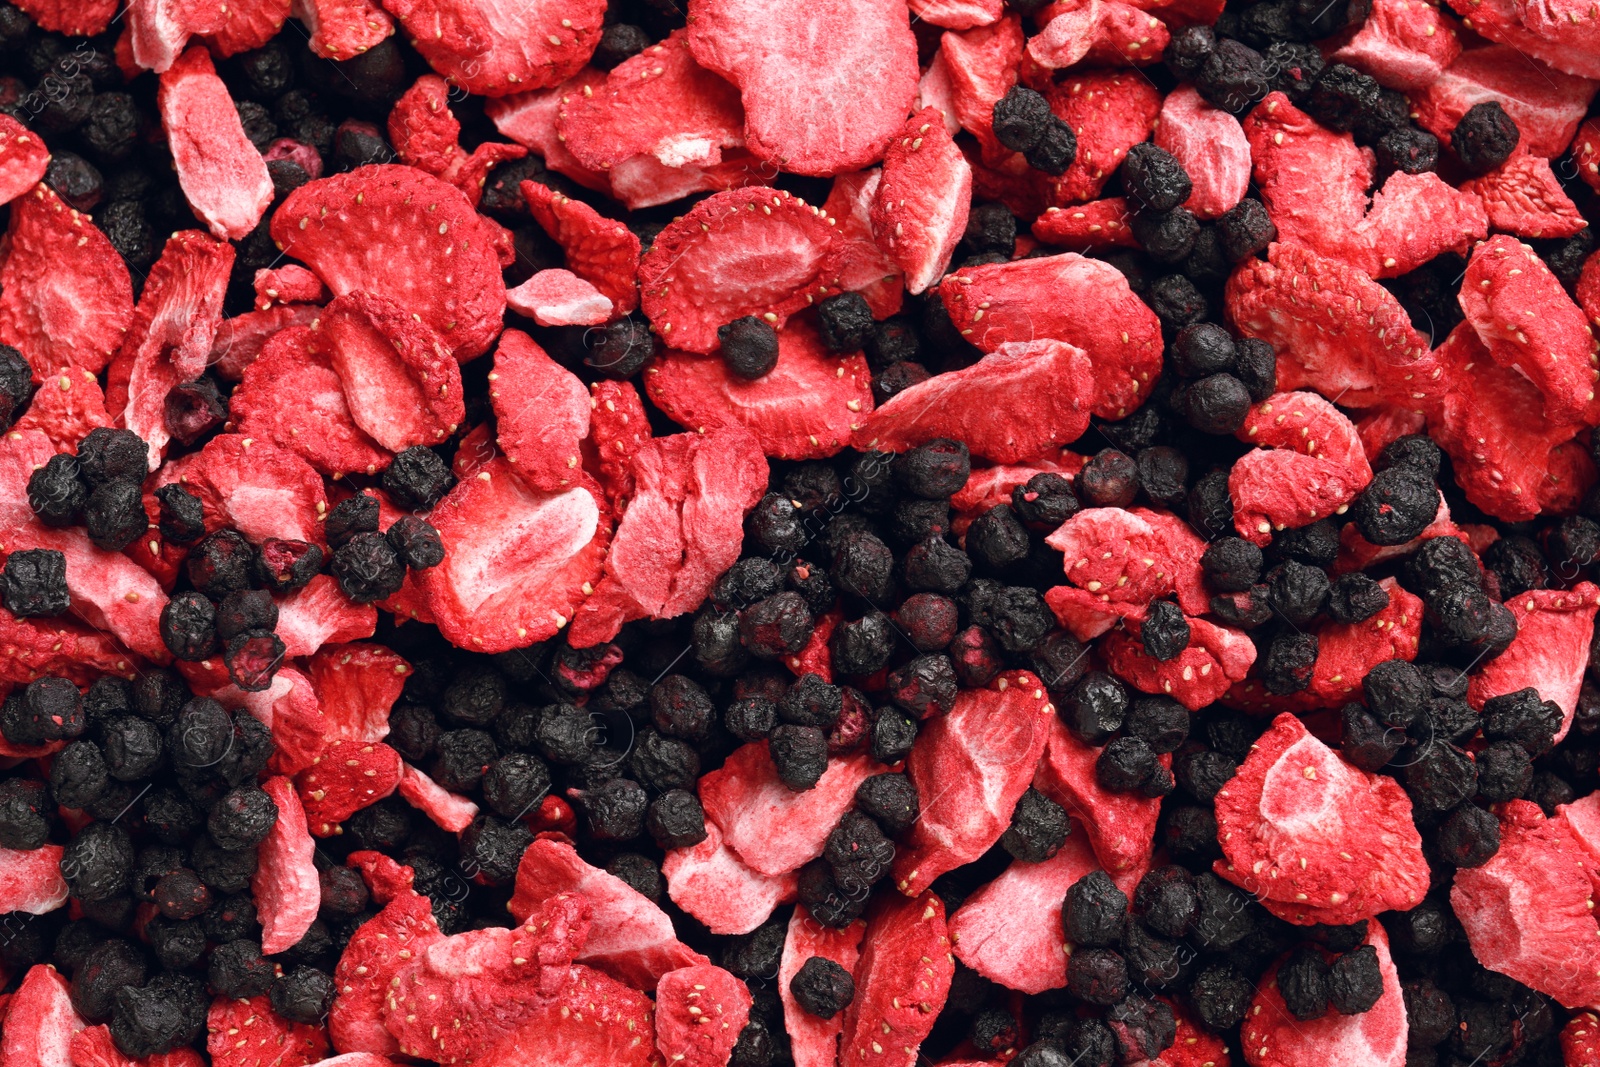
(295, 740, 403, 837)
(0, 183, 133, 378)
(207, 995, 329, 1067)
(484, 71, 613, 195)
(252, 776, 320, 955)
(0, 844, 67, 915)
(1229, 391, 1373, 545)
(487, 330, 591, 493)
(1409, 44, 1597, 157)
(253, 265, 327, 309)
(173, 434, 331, 548)
(1031, 198, 1139, 252)
(1044, 71, 1161, 204)
(203, 0, 288, 55)
(1440, 0, 1600, 79)
(654, 964, 752, 1067)
(1214, 713, 1429, 926)
(1462, 151, 1588, 238)
(1577, 119, 1600, 194)
(647, 319, 873, 461)
(471, 964, 658, 1067)
(12, 368, 110, 456)
(271, 165, 506, 363)
(839, 891, 954, 1067)
(210, 304, 323, 382)
(0, 117, 48, 207)
(1354, 170, 1490, 279)
(780, 908, 866, 1067)
(1042, 506, 1211, 633)
(910, 0, 1005, 28)
(397, 763, 479, 833)
(894, 672, 1054, 895)
(5, 523, 169, 663)
(330, 886, 444, 1056)
(387, 75, 526, 208)
(71, 1024, 206, 1067)
(275, 577, 377, 659)
(0, 429, 59, 534)
(686, 0, 920, 177)
(12, 0, 119, 35)
(943, 16, 1024, 158)
(1327, 0, 1461, 90)
(347, 850, 414, 906)
(1, 965, 86, 1067)
(321, 291, 464, 453)
(124, 0, 226, 75)
(870, 107, 972, 295)
(295, 0, 393, 60)
(158, 47, 273, 240)
(307, 642, 410, 743)
(586, 380, 651, 512)
(382, 0, 605, 97)
(1033, 715, 1163, 877)
(1025, 0, 1102, 70)
(1100, 616, 1256, 711)
(1468, 584, 1600, 742)
(1241, 925, 1406, 1067)
(821, 170, 904, 319)
(1153, 85, 1249, 219)
(663, 816, 798, 936)
(521, 182, 642, 313)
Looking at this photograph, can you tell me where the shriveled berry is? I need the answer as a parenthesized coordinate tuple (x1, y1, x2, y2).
(1216, 197, 1276, 261)
(1001, 787, 1069, 862)
(1279, 948, 1331, 1020)
(187, 530, 254, 598)
(1140, 599, 1190, 662)
(3, 548, 68, 618)
(718, 316, 780, 380)
(769, 724, 828, 790)
(1451, 101, 1519, 174)
(76, 428, 147, 488)
(160, 592, 219, 661)
(1064, 870, 1129, 947)
(791, 956, 854, 1020)
(816, 292, 874, 353)
(28, 453, 86, 527)
(382, 446, 455, 510)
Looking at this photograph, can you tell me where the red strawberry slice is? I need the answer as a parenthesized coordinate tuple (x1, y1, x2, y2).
(0, 118, 48, 207)
(307, 642, 409, 742)
(507, 269, 614, 327)
(397, 763, 479, 833)
(1149, 997, 1230, 1067)
(686, 0, 920, 177)
(1354, 170, 1489, 278)
(1044, 71, 1161, 204)
(1153, 85, 1249, 218)
(1307, 577, 1422, 704)
(467, 963, 657, 1067)
(208, 995, 329, 1067)
(1564, 1012, 1600, 1066)
(1215, 713, 1429, 925)
(839, 890, 954, 1067)
(663, 816, 797, 936)
(271, 165, 507, 363)
(1468, 584, 1599, 742)
(1462, 151, 1588, 237)
(0, 844, 66, 915)
(894, 672, 1054, 895)
(105, 230, 233, 465)
(294, 0, 394, 58)
(966, 145, 1049, 219)
(230, 326, 392, 479)
(949, 824, 1102, 993)
(125, 0, 227, 74)
(586, 380, 650, 511)
(1444, 0, 1600, 79)
(911, 0, 1005, 27)
(210, 667, 329, 776)
(1556, 793, 1600, 900)
(780, 909, 866, 1067)
(170, 434, 330, 547)
(1334, 494, 1454, 573)
(210, 305, 323, 381)
(1452, 800, 1600, 1007)
(203, 0, 290, 55)
(1034, 715, 1164, 877)
(639, 187, 846, 355)
(521, 182, 641, 313)
(387, 75, 526, 207)
(157, 47, 274, 241)
(939, 252, 1162, 420)
(12, 0, 119, 35)
(295, 740, 403, 837)
(72, 1024, 207, 1067)
(0, 610, 138, 689)
(1026, 0, 1103, 76)
(1410, 44, 1597, 158)
(1082, 1, 1172, 67)
(654, 964, 752, 1067)
(321, 291, 464, 453)
(383, 0, 605, 96)
(1031, 198, 1139, 251)
(950, 451, 1086, 534)
(253, 266, 328, 310)
(943, 16, 1024, 158)
(870, 108, 972, 295)
(1577, 118, 1600, 192)
(1101, 615, 1256, 710)
(1327, 0, 1462, 89)
(1241, 924, 1406, 1067)
(821, 170, 904, 319)
(856, 339, 1094, 464)
(276, 577, 378, 658)
(330, 884, 443, 1056)
(1229, 391, 1373, 545)
(485, 330, 591, 496)
(1044, 506, 1212, 627)
(5, 523, 169, 663)
(0, 184, 133, 378)
(646, 319, 873, 460)
(252, 776, 320, 954)
(0, 429, 61, 533)
(698, 744, 877, 878)
(1, 966, 86, 1067)
(484, 72, 613, 195)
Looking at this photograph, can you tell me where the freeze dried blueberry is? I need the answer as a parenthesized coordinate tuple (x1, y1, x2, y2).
(1165, 24, 1215, 78)
(1327, 572, 1389, 623)
(1197, 39, 1268, 113)
(646, 789, 707, 850)
(1267, 561, 1329, 627)
(270, 966, 335, 1025)
(1452, 101, 1519, 174)
(187, 530, 254, 599)
(1353, 466, 1437, 546)
(1063, 672, 1128, 745)
(1279, 948, 1331, 1021)
(790, 955, 854, 1020)
(1474, 740, 1531, 803)
(887, 654, 958, 719)
(1190, 962, 1252, 1030)
(1077, 449, 1138, 508)
(1261, 632, 1318, 694)
(1402, 742, 1476, 812)
(1025, 118, 1077, 175)
(1001, 787, 1069, 862)
(962, 202, 1017, 258)
(84, 479, 146, 552)
(1216, 197, 1276, 261)
(1480, 688, 1561, 758)
(650, 674, 716, 742)
(1098, 736, 1157, 792)
(387, 516, 444, 570)
(572, 778, 648, 841)
(482, 752, 552, 819)
(1010, 474, 1077, 530)
(895, 439, 970, 499)
(739, 592, 813, 659)
(856, 772, 919, 836)
(1133, 599, 1187, 662)
(382, 447, 455, 510)
(967, 504, 1030, 573)
(1306, 63, 1379, 132)
(1376, 125, 1439, 174)
(3, 547, 68, 618)
(1363, 659, 1426, 728)
(719, 316, 780, 380)
(1125, 696, 1189, 753)
(62, 821, 134, 903)
(332, 532, 405, 603)
(770, 724, 828, 791)
(28, 452, 86, 527)
(1436, 802, 1500, 868)
(1171, 323, 1236, 378)
(1121, 144, 1192, 214)
(224, 630, 285, 692)
(458, 814, 533, 884)
(110, 972, 206, 1057)
(1131, 207, 1199, 264)
(1483, 536, 1547, 598)
(1184, 373, 1251, 434)
(1201, 537, 1262, 593)
(1134, 865, 1197, 939)
(725, 696, 778, 744)
(817, 292, 873, 353)
(868, 707, 917, 765)
(1340, 703, 1403, 772)
(0, 779, 49, 850)
(159, 592, 219, 662)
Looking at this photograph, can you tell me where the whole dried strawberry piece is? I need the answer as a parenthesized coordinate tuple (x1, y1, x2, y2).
(384, 0, 605, 96)
(487, 330, 590, 493)
(295, 740, 403, 837)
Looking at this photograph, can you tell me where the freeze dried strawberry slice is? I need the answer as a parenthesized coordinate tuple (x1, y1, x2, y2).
(0, 611, 137, 689)
(1229, 391, 1373, 544)
(1444, 0, 1600, 79)
(207, 996, 327, 1067)
(230, 326, 391, 478)
(294, 0, 393, 59)
(1300, 577, 1422, 706)
(0, 184, 133, 378)
(1564, 1013, 1600, 1066)
(272, 165, 506, 363)
(521, 182, 640, 313)
(686, 0, 919, 176)
(5, 524, 169, 663)
(307, 642, 408, 742)
(468, 964, 657, 1067)
(655, 964, 752, 1067)
(1034, 715, 1163, 876)
(209, 305, 323, 381)
(13, 0, 119, 35)
(275, 577, 377, 658)
(1452, 800, 1600, 1006)
(1044, 506, 1211, 621)
(330, 883, 443, 1056)
(1464, 152, 1587, 237)
(942, 16, 1023, 157)
(253, 265, 327, 309)
(1152, 85, 1249, 219)
(856, 340, 1093, 463)
(398, 763, 479, 832)
(506, 270, 613, 326)
(174, 434, 330, 546)
(0, 844, 66, 915)
(1030, 198, 1138, 251)
(207, 667, 328, 776)
(486, 329, 589, 493)
(638, 187, 845, 355)
(125, 0, 226, 73)
(894, 672, 1054, 895)
(818, 170, 902, 318)
(1215, 713, 1428, 925)
(911, 0, 1005, 27)
(71, 1025, 207, 1067)
(387, 75, 525, 207)
(1468, 584, 1599, 742)
(663, 817, 797, 936)
(1083, 1, 1172, 66)
(1241, 925, 1406, 1067)
(321, 291, 463, 453)
(1576, 118, 1600, 192)
(1024, 0, 1101, 72)
(1354, 170, 1489, 278)
(1044, 71, 1161, 204)
(1556, 793, 1600, 900)
(1, 966, 85, 1067)
(296, 741, 403, 837)
(939, 252, 1162, 419)
(1241, 93, 1370, 265)
(13, 368, 111, 454)
(158, 47, 274, 241)
(951, 451, 1085, 528)
(510, 836, 706, 988)
(1101, 616, 1256, 710)
(0, 118, 47, 206)
(698, 744, 876, 877)
(586, 379, 649, 510)
(484, 72, 612, 194)
(949, 826, 1101, 993)
(840, 891, 954, 1067)
(252, 775, 320, 954)
(203, 0, 290, 55)
(647, 320, 872, 460)
(870, 108, 972, 295)
(1328, 0, 1462, 90)
(780, 909, 865, 1067)
(1410, 44, 1597, 158)
(383, 0, 604, 96)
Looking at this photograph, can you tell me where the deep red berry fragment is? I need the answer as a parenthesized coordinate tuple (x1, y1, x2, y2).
(0, 117, 48, 207)
(663, 814, 798, 936)
(307, 642, 409, 742)
(485, 71, 613, 195)
(388, 75, 527, 207)
(522, 181, 642, 313)
(1215, 713, 1428, 926)
(870, 107, 973, 294)
(780, 908, 866, 1067)
(895, 672, 1053, 895)
(822, 170, 904, 318)
(158, 47, 274, 241)
(295, 740, 403, 837)
(13, 368, 111, 455)
(943, 16, 1024, 159)
(272, 165, 506, 363)
(71, 1025, 205, 1067)
(1241, 925, 1406, 1067)
(296, 0, 394, 59)
(839, 890, 954, 1067)
(1441, 0, 1600, 79)
(686, 0, 920, 177)
(330, 878, 443, 1056)
(1327, 0, 1461, 90)
(1410, 44, 1597, 158)
(0, 966, 85, 1067)
(1101, 616, 1256, 710)
(1576, 119, 1600, 193)
(1045, 71, 1161, 204)
(383, 0, 605, 96)
(251, 776, 320, 955)
(207, 995, 329, 1067)
(397, 763, 478, 833)
(655, 964, 752, 1067)
(488, 329, 590, 492)
(1030, 198, 1139, 251)
(1462, 151, 1587, 238)
(587, 380, 651, 511)
(210, 305, 323, 381)
(253, 266, 327, 310)
(0, 843, 66, 915)
(12, 0, 119, 35)
(1468, 584, 1599, 742)
(1034, 716, 1163, 877)
(509, 836, 707, 988)
(1229, 391, 1373, 545)
(320, 291, 464, 454)
(1564, 1012, 1600, 1067)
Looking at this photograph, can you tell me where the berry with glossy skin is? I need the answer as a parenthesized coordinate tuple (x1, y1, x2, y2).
(719, 316, 780, 379)
(895, 439, 970, 499)
(1184, 373, 1252, 434)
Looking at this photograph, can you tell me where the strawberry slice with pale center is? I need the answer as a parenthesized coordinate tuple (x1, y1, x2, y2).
(488, 329, 590, 493)
(870, 107, 972, 295)
(321, 291, 464, 454)
(1, 966, 86, 1067)
(252, 775, 321, 955)
(1467, 583, 1600, 742)
(780, 907, 866, 1067)
(397, 763, 480, 833)
(521, 181, 641, 313)
(382, 0, 606, 97)
(663, 816, 798, 936)
(1241, 925, 1407, 1067)
(839, 890, 954, 1067)
(157, 47, 275, 241)
(0, 844, 67, 915)
(1229, 391, 1373, 545)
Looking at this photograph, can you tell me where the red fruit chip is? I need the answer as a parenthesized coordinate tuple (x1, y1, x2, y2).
(949, 825, 1101, 993)
(870, 108, 973, 295)
(484, 71, 613, 195)
(72, 1024, 206, 1067)
(698, 745, 877, 878)
(521, 181, 641, 313)
(230, 326, 391, 478)
(911, 0, 1005, 28)
(1034, 715, 1164, 877)
(296, 0, 394, 59)
(1576, 118, 1600, 193)
(251, 776, 320, 955)
(1356, 169, 1490, 279)
(1043, 506, 1211, 634)
(387, 75, 526, 207)
(663, 816, 798, 935)
(586, 379, 650, 510)
(321, 291, 464, 453)
(1452, 799, 1600, 1006)
(1044, 71, 1161, 204)
(12, 0, 118, 35)
(0, 117, 48, 206)
(448, 961, 657, 1067)
(0, 966, 85, 1067)
(1468, 583, 1600, 742)
(203, 0, 290, 56)
(1229, 391, 1374, 545)
(1564, 1012, 1600, 1066)
(13, 368, 112, 454)
(943, 16, 1024, 157)
(383, 0, 605, 96)
(839, 890, 955, 1067)
(5, 524, 169, 663)
(1030, 198, 1139, 251)
(1241, 925, 1406, 1067)
(271, 165, 506, 362)
(1101, 616, 1256, 710)
(397, 763, 479, 833)
(1463, 151, 1588, 238)
(206, 996, 328, 1067)
(1327, 0, 1462, 90)
(509, 836, 707, 988)
(784, 608, 838, 684)
(894, 672, 1054, 895)
(1086, 2, 1172, 67)
(1309, 577, 1423, 704)
(939, 252, 1161, 419)
(639, 187, 845, 355)
(157, 47, 274, 240)
(210, 305, 323, 382)
(820, 170, 904, 319)
(655, 964, 753, 1067)
(951, 451, 1086, 531)
(307, 642, 409, 742)
(487, 329, 590, 492)
(295, 740, 403, 837)
(347, 849, 414, 905)
(174, 434, 330, 547)
(1215, 713, 1429, 925)
(1024, 0, 1100, 72)
(124, 0, 226, 74)
(1444, 0, 1600, 79)
(646, 319, 873, 460)
(253, 265, 327, 309)
(0, 610, 138, 690)
(1410, 44, 1597, 158)
(330, 887, 443, 1057)
(0, 844, 67, 915)
(686, 0, 920, 177)
(1152, 85, 1249, 219)
(507, 269, 614, 327)
(0, 184, 133, 378)
(275, 577, 378, 659)
(780, 909, 866, 1067)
